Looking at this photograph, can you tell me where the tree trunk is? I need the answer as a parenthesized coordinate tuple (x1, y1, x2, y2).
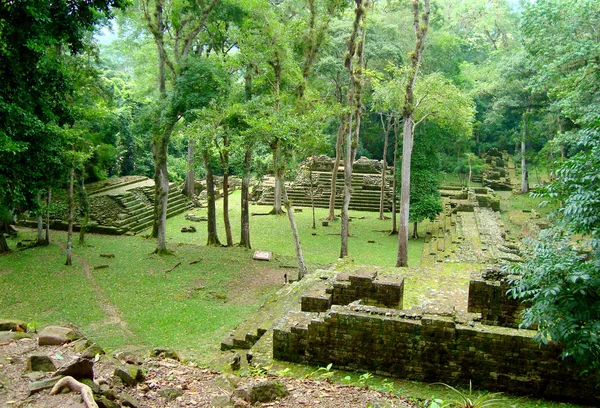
(219, 135, 233, 247)
(0, 230, 8, 253)
(37, 192, 46, 246)
(184, 138, 196, 200)
(203, 149, 221, 246)
(152, 128, 171, 254)
(309, 166, 316, 230)
(78, 171, 89, 246)
(45, 189, 51, 244)
(396, 0, 430, 267)
(390, 118, 399, 234)
(240, 145, 252, 249)
(270, 140, 284, 215)
(282, 185, 307, 279)
(327, 115, 346, 221)
(521, 112, 529, 194)
(65, 167, 74, 266)
(412, 221, 419, 239)
(379, 113, 391, 220)
(222, 171, 233, 246)
(340, 0, 366, 258)
(397, 116, 415, 267)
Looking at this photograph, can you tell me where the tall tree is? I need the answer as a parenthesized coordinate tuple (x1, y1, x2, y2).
(396, 0, 430, 267)
(0, 0, 124, 253)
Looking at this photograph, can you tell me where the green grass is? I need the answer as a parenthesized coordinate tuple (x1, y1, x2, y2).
(160, 191, 424, 268)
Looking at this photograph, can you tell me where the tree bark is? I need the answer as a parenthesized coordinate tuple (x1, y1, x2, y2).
(340, 0, 367, 259)
(396, 0, 430, 267)
(203, 149, 221, 246)
(240, 145, 252, 249)
(379, 113, 391, 220)
(50, 376, 98, 408)
(78, 171, 89, 245)
(390, 118, 399, 234)
(184, 138, 196, 200)
(327, 115, 346, 221)
(521, 111, 529, 194)
(397, 116, 415, 266)
(219, 135, 233, 247)
(37, 192, 46, 246)
(152, 125, 171, 254)
(45, 189, 51, 244)
(270, 140, 284, 215)
(412, 221, 419, 239)
(65, 167, 74, 266)
(282, 185, 307, 279)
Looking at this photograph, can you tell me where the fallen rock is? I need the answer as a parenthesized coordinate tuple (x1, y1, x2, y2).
(82, 343, 105, 360)
(96, 396, 120, 408)
(150, 347, 180, 361)
(119, 391, 140, 408)
(233, 380, 289, 404)
(26, 355, 56, 372)
(38, 325, 82, 346)
(28, 376, 62, 395)
(114, 363, 143, 386)
(0, 319, 27, 332)
(158, 387, 184, 401)
(55, 357, 94, 380)
(212, 394, 232, 407)
(114, 350, 140, 365)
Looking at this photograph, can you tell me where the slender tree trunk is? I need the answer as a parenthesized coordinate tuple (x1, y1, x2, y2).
(240, 145, 252, 249)
(78, 171, 89, 246)
(222, 171, 233, 246)
(65, 167, 75, 266)
(37, 192, 46, 246)
(270, 140, 284, 215)
(184, 138, 196, 200)
(0, 230, 8, 253)
(45, 189, 51, 244)
(390, 118, 399, 234)
(203, 149, 221, 246)
(327, 115, 346, 221)
(340, 112, 354, 259)
(412, 221, 418, 239)
(521, 112, 529, 194)
(397, 116, 415, 266)
(282, 185, 307, 279)
(310, 166, 316, 230)
(396, 0, 430, 267)
(152, 127, 171, 253)
(379, 113, 391, 220)
(340, 0, 367, 258)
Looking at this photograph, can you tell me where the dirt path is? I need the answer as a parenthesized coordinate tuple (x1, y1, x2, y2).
(55, 241, 140, 342)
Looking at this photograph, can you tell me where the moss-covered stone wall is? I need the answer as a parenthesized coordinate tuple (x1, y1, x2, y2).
(273, 306, 597, 405)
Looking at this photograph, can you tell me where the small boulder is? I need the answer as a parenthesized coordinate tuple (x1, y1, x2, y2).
(0, 319, 27, 332)
(26, 355, 55, 372)
(82, 343, 105, 360)
(96, 396, 120, 408)
(114, 351, 141, 365)
(230, 352, 241, 371)
(119, 392, 140, 408)
(150, 347, 180, 361)
(212, 394, 232, 407)
(114, 364, 143, 386)
(71, 338, 93, 352)
(158, 387, 184, 401)
(38, 325, 82, 346)
(233, 380, 289, 404)
(55, 357, 94, 380)
(28, 376, 62, 395)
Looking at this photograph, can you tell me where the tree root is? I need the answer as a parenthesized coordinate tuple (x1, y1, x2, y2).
(50, 376, 98, 408)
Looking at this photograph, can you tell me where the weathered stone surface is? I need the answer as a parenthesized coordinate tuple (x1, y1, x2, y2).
(150, 347, 180, 361)
(26, 355, 56, 372)
(55, 357, 94, 379)
(119, 392, 140, 408)
(233, 380, 289, 404)
(82, 343, 105, 360)
(211, 394, 232, 407)
(81, 378, 102, 395)
(71, 338, 93, 352)
(28, 376, 62, 395)
(185, 214, 208, 222)
(212, 374, 239, 392)
(114, 364, 143, 386)
(95, 396, 120, 408)
(0, 331, 33, 343)
(114, 351, 140, 365)
(158, 387, 183, 401)
(0, 319, 27, 331)
(38, 326, 82, 346)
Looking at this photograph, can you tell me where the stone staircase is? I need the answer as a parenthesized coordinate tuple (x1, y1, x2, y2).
(108, 185, 190, 234)
(257, 171, 396, 212)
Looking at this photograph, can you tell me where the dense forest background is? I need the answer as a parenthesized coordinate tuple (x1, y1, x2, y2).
(1, 0, 599, 372)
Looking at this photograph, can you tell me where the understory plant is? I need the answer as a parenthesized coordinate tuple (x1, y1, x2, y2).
(428, 383, 510, 408)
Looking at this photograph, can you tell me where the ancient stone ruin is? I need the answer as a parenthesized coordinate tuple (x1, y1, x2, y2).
(252, 155, 394, 212)
(272, 269, 598, 405)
